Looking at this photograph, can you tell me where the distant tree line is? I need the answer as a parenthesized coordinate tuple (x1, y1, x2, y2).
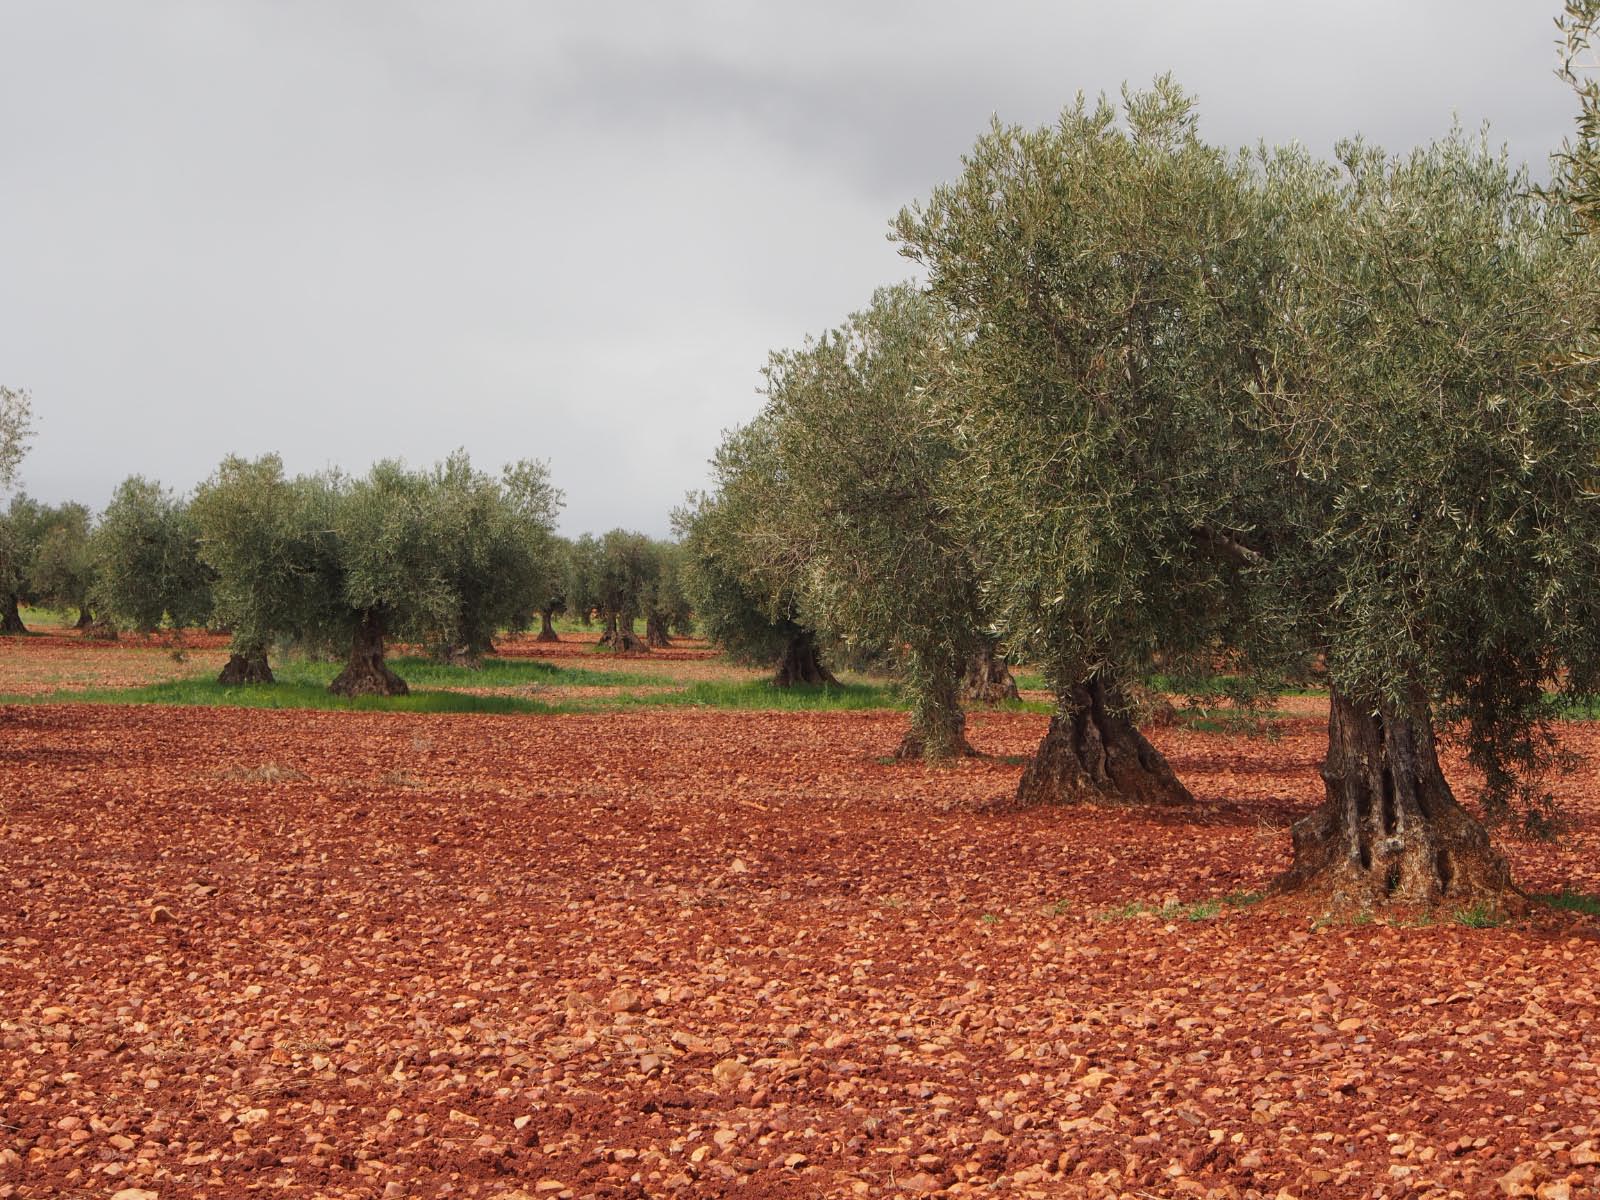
(0, 441, 697, 696)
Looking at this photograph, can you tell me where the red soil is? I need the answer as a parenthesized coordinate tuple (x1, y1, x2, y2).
(1, 704, 1597, 1200)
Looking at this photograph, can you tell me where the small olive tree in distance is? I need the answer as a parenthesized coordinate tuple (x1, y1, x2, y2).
(426, 452, 564, 666)
(0, 495, 47, 634)
(319, 461, 454, 696)
(191, 454, 319, 684)
(676, 450, 839, 688)
(29, 502, 97, 628)
(534, 534, 573, 642)
(1, 498, 96, 633)
(589, 529, 656, 653)
(641, 539, 693, 648)
(753, 283, 998, 759)
(89, 476, 214, 635)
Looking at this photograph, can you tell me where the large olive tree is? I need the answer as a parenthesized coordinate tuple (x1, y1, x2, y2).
(901, 81, 1600, 908)
(895, 82, 1262, 797)
(1245, 134, 1600, 908)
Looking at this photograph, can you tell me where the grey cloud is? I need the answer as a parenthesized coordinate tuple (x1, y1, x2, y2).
(0, 0, 1588, 536)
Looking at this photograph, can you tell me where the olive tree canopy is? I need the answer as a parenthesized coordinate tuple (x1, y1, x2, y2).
(89, 476, 213, 635)
(749, 283, 998, 758)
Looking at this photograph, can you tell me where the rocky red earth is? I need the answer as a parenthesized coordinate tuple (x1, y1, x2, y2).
(2, 702, 1597, 1199)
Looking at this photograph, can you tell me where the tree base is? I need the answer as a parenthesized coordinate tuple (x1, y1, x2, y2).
(83, 621, 119, 641)
(1, 595, 27, 635)
(330, 660, 410, 697)
(1273, 688, 1520, 911)
(599, 629, 650, 653)
(645, 616, 671, 649)
(434, 644, 483, 669)
(218, 651, 274, 685)
(961, 645, 1019, 705)
(772, 633, 836, 688)
(535, 629, 561, 643)
(1017, 676, 1193, 806)
(329, 612, 409, 697)
(893, 723, 978, 762)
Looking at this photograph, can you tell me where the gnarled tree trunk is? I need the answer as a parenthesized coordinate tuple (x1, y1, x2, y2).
(961, 640, 1019, 704)
(74, 607, 94, 630)
(645, 613, 671, 649)
(771, 629, 837, 688)
(1, 593, 28, 635)
(218, 647, 274, 685)
(598, 611, 648, 653)
(1017, 671, 1192, 806)
(1274, 686, 1518, 910)
(329, 610, 409, 697)
(536, 607, 560, 642)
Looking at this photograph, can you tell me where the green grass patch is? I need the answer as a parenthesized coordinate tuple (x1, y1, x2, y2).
(0, 655, 919, 716)
(1453, 901, 1509, 929)
(622, 678, 905, 712)
(5, 676, 557, 716)
(1536, 889, 1600, 916)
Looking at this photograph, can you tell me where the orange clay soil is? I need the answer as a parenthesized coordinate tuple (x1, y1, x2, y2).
(1, 702, 1598, 1200)
(0, 628, 232, 695)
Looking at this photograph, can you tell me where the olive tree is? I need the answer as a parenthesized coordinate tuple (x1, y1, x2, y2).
(0, 496, 47, 633)
(583, 529, 657, 653)
(426, 452, 563, 665)
(190, 455, 321, 683)
(895, 82, 1262, 797)
(534, 535, 573, 642)
(677, 443, 839, 687)
(1552, 0, 1600, 232)
(0, 386, 29, 494)
(0, 390, 35, 633)
(752, 283, 1000, 758)
(901, 81, 1600, 909)
(641, 540, 692, 648)
(319, 461, 455, 695)
(89, 477, 213, 634)
(1245, 134, 1600, 908)
(29, 502, 96, 628)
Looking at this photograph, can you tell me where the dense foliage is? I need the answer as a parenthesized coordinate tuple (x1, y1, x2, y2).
(89, 477, 213, 635)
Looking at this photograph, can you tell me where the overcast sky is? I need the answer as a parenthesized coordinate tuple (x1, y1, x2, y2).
(0, 1, 1588, 536)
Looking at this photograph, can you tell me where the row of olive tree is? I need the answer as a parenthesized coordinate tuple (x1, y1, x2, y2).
(561, 529, 692, 652)
(1, 447, 568, 696)
(189, 453, 563, 694)
(694, 78, 1600, 912)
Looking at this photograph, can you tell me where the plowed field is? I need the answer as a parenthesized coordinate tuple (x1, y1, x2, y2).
(3, 694, 1599, 1198)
